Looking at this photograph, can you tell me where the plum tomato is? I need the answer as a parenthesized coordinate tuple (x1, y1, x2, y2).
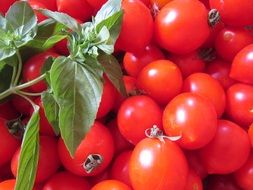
(137, 59, 183, 105)
(28, 0, 48, 23)
(248, 123, 253, 147)
(198, 120, 251, 174)
(58, 122, 114, 176)
(0, 179, 16, 190)
(0, 0, 16, 15)
(11, 95, 34, 116)
(163, 92, 217, 149)
(184, 169, 203, 190)
(91, 180, 132, 190)
(29, 0, 57, 10)
(85, 0, 107, 12)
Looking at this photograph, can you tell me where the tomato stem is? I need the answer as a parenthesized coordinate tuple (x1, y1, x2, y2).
(208, 9, 220, 27)
(13, 50, 23, 86)
(18, 91, 43, 97)
(15, 74, 46, 91)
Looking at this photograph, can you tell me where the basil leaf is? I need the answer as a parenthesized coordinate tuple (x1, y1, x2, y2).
(41, 91, 60, 135)
(15, 105, 40, 190)
(50, 57, 103, 156)
(98, 54, 126, 96)
(42, 34, 67, 49)
(0, 42, 15, 61)
(0, 64, 12, 93)
(0, 15, 7, 29)
(39, 9, 81, 34)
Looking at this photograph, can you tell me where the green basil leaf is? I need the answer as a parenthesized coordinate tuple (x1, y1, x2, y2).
(15, 105, 40, 190)
(39, 9, 81, 34)
(0, 42, 15, 61)
(41, 91, 60, 135)
(98, 54, 126, 96)
(41, 56, 54, 84)
(42, 34, 67, 49)
(0, 64, 12, 93)
(0, 15, 7, 29)
(50, 57, 103, 156)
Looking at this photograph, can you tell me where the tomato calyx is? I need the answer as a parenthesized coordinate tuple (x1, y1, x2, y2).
(145, 125, 181, 142)
(83, 154, 103, 174)
(198, 48, 216, 62)
(6, 116, 25, 139)
(208, 9, 220, 27)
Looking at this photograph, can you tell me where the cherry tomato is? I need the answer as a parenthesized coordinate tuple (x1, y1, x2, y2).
(155, 0, 210, 54)
(115, 0, 154, 53)
(58, 122, 114, 176)
(22, 52, 58, 93)
(169, 51, 206, 78)
(11, 136, 60, 183)
(123, 45, 165, 77)
(28, 0, 48, 23)
(205, 59, 235, 90)
(88, 170, 110, 186)
(209, 0, 253, 27)
(110, 150, 132, 187)
(57, 0, 93, 22)
(0, 164, 14, 181)
(117, 95, 162, 145)
(29, 0, 57, 10)
(0, 179, 15, 190)
(86, 0, 107, 12)
(248, 123, 253, 147)
(137, 60, 183, 105)
(183, 72, 226, 118)
(0, 100, 18, 120)
(184, 169, 203, 190)
(203, 21, 224, 48)
(43, 171, 91, 190)
(0, 117, 20, 167)
(225, 83, 253, 128)
(205, 175, 242, 190)
(199, 120, 251, 174)
(0, 0, 16, 15)
(150, 0, 173, 10)
(11, 95, 34, 116)
(230, 44, 253, 85)
(91, 180, 132, 190)
(234, 151, 253, 190)
(129, 137, 189, 190)
(215, 27, 253, 62)
(163, 93, 217, 149)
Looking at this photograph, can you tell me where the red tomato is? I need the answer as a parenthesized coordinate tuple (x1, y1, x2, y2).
(129, 137, 189, 190)
(0, 164, 14, 181)
(183, 72, 226, 118)
(0, 179, 15, 190)
(155, 0, 210, 54)
(248, 123, 253, 147)
(199, 120, 251, 174)
(123, 45, 165, 77)
(86, 0, 107, 12)
(209, 0, 253, 27)
(230, 44, 253, 85)
(169, 51, 206, 78)
(22, 52, 58, 93)
(205, 175, 242, 190)
(215, 27, 253, 62)
(137, 60, 183, 105)
(54, 39, 69, 56)
(91, 180, 131, 190)
(43, 171, 91, 190)
(11, 95, 34, 116)
(57, 0, 93, 22)
(0, 0, 16, 15)
(96, 77, 117, 118)
(107, 119, 133, 155)
(11, 136, 60, 183)
(58, 122, 114, 176)
(33, 97, 55, 136)
(0, 100, 18, 120)
(115, 0, 154, 53)
(29, 0, 57, 10)
(28, 0, 48, 23)
(117, 95, 162, 145)
(110, 150, 132, 187)
(150, 0, 173, 10)
(184, 169, 203, 190)
(205, 59, 235, 90)
(226, 83, 253, 128)
(203, 21, 224, 48)
(0, 117, 20, 167)
(163, 93, 217, 149)
(234, 151, 253, 190)
(88, 170, 110, 186)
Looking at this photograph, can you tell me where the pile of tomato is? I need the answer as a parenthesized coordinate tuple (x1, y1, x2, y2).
(1, 0, 253, 189)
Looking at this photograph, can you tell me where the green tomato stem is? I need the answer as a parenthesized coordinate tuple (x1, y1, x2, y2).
(18, 90, 43, 97)
(15, 73, 46, 91)
(11, 64, 17, 86)
(13, 50, 23, 86)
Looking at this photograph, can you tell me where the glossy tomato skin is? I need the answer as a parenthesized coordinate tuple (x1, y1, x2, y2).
(0, 179, 16, 190)
(155, 0, 210, 54)
(0, 117, 20, 167)
(22, 52, 58, 93)
(0, 100, 18, 120)
(29, 0, 57, 10)
(205, 59, 235, 90)
(169, 51, 206, 78)
(199, 120, 251, 174)
(110, 150, 132, 187)
(57, 0, 93, 22)
(91, 180, 132, 190)
(129, 138, 188, 190)
(86, 0, 107, 12)
(205, 175, 242, 190)
(117, 95, 163, 145)
(248, 123, 253, 147)
(58, 122, 114, 176)
(184, 169, 203, 190)
(150, 0, 173, 9)
(230, 44, 253, 85)
(11, 95, 33, 116)
(226, 83, 253, 127)
(163, 93, 217, 149)
(234, 152, 253, 190)
(43, 171, 91, 190)
(209, 0, 253, 27)
(115, 0, 153, 53)
(215, 27, 253, 62)
(123, 45, 165, 77)
(11, 136, 61, 183)
(28, 0, 48, 23)
(0, 0, 16, 15)
(183, 72, 226, 118)
(137, 60, 183, 105)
